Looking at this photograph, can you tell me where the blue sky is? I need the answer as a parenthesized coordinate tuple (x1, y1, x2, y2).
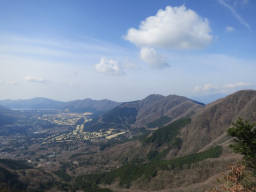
(0, 0, 255, 102)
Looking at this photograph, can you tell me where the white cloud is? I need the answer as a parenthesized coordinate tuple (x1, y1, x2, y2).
(231, 0, 249, 6)
(218, 0, 250, 30)
(95, 58, 123, 75)
(223, 82, 250, 89)
(140, 47, 169, 68)
(0, 33, 134, 63)
(125, 5, 212, 49)
(226, 26, 235, 32)
(24, 76, 46, 83)
(194, 82, 251, 93)
(194, 84, 216, 92)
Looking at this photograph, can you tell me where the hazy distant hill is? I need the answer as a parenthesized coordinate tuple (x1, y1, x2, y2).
(0, 97, 120, 114)
(84, 94, 204, 131)
(0, 97, 64, 110)
(63, 98, 120, 114)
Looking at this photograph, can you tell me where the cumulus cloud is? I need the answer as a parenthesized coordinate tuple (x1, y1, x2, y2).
(125, 5, 212, 49)
(95, 58, 123, 75)
(194, 82, 251, 93)
(140, 47, 169, 68)
(226, 26, 235, 32)
(24, 76, 46, 83)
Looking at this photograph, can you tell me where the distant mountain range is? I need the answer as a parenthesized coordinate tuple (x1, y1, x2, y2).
(0, 97, 64, 110)
(0, 97, 120, 114)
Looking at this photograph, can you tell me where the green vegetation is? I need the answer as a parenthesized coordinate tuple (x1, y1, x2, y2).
(0, 166, 27, 191)
(77, 146, 222, 188)
(85, 106, 137, 131)
(70, 152, 89, 159)
(144, 118, 191, 147)
(147, 116, 172, 128)
(209, 118, 256, 192)
(147, 149, 169, 161)
(54, 169, 72, 182)
(228, 118, 256, 171)
(0, 159, 32, 170)
(0, 115, 16, 126)
(102, 107, 137, 124)
(75, 175, 113, 192)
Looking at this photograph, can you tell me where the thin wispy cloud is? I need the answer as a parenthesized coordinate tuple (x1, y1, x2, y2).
(225, 26, 235, 32)
(7, 81, 18, 86)
(218, 0, 250, 30)
(24, 76, 47, 84)
(0, 34, 134, 62)
(194, 82, 251, 93)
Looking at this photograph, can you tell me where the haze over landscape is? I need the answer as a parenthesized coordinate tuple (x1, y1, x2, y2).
(0, 1, 256, 192)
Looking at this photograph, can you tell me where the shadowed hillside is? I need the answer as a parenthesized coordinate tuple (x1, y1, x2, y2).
(0, 105, 22, 126)
(63, 98, 120, 114)
(84, 94, 203, 131)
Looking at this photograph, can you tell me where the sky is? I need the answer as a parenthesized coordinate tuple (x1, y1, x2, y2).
(0, 0, 255, 102)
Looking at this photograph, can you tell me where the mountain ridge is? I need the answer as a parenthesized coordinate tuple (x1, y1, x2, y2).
(0, 97, 120, 114)
(178, 89, 256, 156)
(84, 94, 204, 131)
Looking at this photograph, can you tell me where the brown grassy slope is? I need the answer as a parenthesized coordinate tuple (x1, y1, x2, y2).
(179, 90, 256, 156)
(85, 94, 203, 131)
(134, 94, 203, 128)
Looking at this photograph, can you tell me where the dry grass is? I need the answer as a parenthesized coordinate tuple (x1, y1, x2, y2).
(208, 163, 256, 192)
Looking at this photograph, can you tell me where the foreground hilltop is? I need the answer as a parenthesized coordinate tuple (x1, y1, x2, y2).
(179, 90, 256, 155)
